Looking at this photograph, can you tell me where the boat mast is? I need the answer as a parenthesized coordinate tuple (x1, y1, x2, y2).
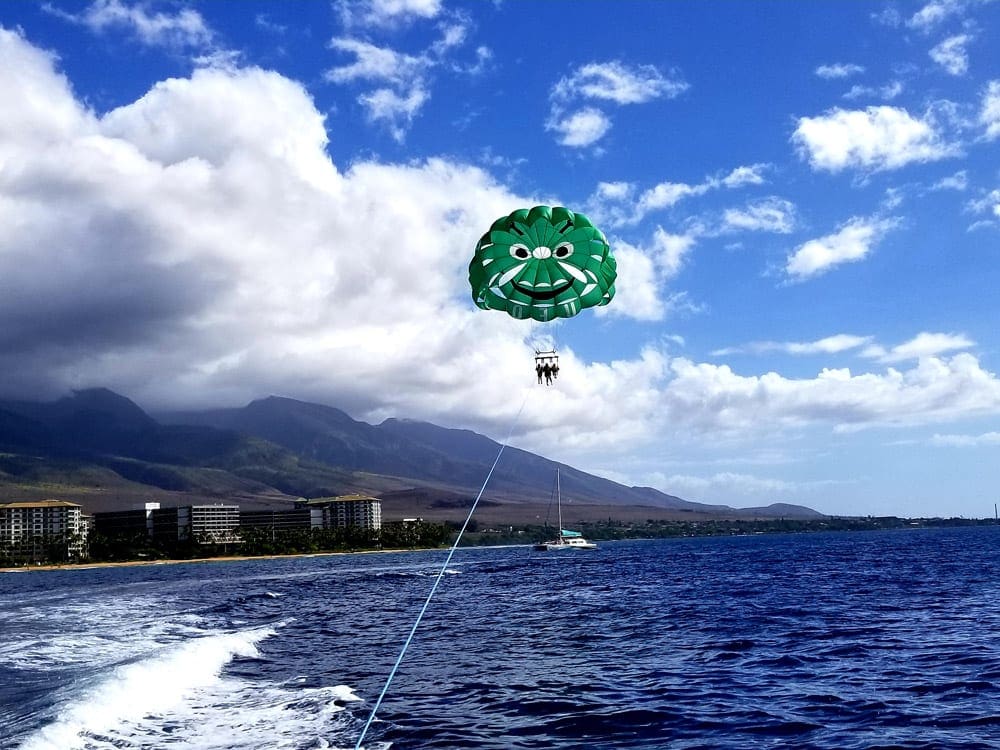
(557, 468, 563, 535)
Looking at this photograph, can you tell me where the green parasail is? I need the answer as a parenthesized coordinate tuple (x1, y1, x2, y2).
(469, 205, 616, 322)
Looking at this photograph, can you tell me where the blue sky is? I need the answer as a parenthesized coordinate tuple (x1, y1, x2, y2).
(1, 0, 999, 518)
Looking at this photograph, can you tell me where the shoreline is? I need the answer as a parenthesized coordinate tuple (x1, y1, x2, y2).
(0, 543, 534, 574)
(0, 546, 445, 574)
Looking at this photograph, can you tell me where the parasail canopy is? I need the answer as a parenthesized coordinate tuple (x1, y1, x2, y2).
(469, 205, 616, 322)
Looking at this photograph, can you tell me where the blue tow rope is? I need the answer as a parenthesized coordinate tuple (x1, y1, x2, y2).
(354, 393, 529, 749)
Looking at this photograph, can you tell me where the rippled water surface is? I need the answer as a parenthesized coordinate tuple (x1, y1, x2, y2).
(2, 527, 1000, 749)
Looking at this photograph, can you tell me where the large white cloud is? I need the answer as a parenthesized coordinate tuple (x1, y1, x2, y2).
(5, 27, 1000, 487)
(792, 106, 958, 172)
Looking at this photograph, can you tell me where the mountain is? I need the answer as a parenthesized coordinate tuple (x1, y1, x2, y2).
(159, 397, 489, 486)
(0, 389, 370, 507)
(0, 389, 824, 519)
(163, 396, 823, 517)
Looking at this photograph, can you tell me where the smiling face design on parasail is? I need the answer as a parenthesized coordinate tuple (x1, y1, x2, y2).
(469, 206, 617, 322)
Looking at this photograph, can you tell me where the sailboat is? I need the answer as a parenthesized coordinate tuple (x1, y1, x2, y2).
(533, 469, 597, 551)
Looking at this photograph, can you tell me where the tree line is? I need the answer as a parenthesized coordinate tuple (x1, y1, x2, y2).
(0, 520, 452, 567)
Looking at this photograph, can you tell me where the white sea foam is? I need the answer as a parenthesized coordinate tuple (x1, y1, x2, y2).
(18, 626, 274, 750)
(0, 616, 209, 671)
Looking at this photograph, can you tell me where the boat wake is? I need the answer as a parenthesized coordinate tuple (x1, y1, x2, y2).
(16, 625, 367, 750)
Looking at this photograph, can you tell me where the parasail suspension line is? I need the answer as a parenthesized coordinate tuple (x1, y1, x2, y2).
(354, 389, 531, 750)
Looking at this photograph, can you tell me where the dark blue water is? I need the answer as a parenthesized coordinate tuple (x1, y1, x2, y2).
(2, 528, 1000, 749)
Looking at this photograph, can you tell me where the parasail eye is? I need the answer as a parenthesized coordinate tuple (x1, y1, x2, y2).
(510, 244, 531, 259)
(554, 242, 573, 258)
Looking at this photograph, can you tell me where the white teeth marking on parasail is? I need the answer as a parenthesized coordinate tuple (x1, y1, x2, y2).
(482, 257, 495, 266)
(498, 263, 527, 287)
(490, 286, 506, 300)
(557, 262, 587, 282)
(581, 283, 597, 296)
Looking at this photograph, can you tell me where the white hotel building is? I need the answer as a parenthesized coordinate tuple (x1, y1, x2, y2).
(0, 500, 88, 562)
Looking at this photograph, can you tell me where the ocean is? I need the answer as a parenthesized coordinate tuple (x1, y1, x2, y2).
(2, 527, 999, 749)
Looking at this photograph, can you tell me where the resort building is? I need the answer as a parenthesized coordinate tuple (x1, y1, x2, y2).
(240, 507, 323, 531)
(93, 502, 160, 539)
(0, 500, 88, 562)
(150, 504, 241, 544)
(297, 494, 382, 531)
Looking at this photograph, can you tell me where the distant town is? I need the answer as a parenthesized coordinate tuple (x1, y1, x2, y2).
(2, 495, 996, 568)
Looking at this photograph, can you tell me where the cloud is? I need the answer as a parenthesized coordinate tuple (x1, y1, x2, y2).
(931, 170, 968, 190)
(552, 61, 688, 104)
(599, 242, 664, 321)
(981, 80, 1000, 139)
(595, 228, 700, 322)
(930, 431, 1000, 446)
(930, 33, 971, 75)
(656, 472, 841, 498)
(325, 38, 425, 84)
(0, 28, 524, 415)
(907, 0, 965, 31)
(815, 63, 865, 79)
(865, 332, 976, 362)
(792, 106, 959, 172)
(589, 163, 771, 226)
(336, 0, 442, 28)
(324, 22, 480, 141)
(7, 27, 1000, 475)
(548, 60, 687, 148)
(546, 107, 611, 148)
(712, 334, 874, 357)
(966, 189, 1000, 224)
(44, 0, 213, 49)
(661, 352, 1000, 434)
(843, 80, 905, 101)
(650, 227, 698, 279)
(358, 86, 430, 140)
(786, 216, 900, 280)
(721, 197, 796, 234)
(721, 165, 768, 188)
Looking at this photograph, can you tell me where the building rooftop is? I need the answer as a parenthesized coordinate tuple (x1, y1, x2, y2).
(0, 500, 83, 509)
(303, 494, 380, 505)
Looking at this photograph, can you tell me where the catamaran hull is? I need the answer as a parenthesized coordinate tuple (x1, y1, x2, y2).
(533, 540, 597, 551)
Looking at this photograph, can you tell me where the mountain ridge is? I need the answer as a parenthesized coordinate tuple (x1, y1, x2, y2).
(0, 389, 824, 520)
